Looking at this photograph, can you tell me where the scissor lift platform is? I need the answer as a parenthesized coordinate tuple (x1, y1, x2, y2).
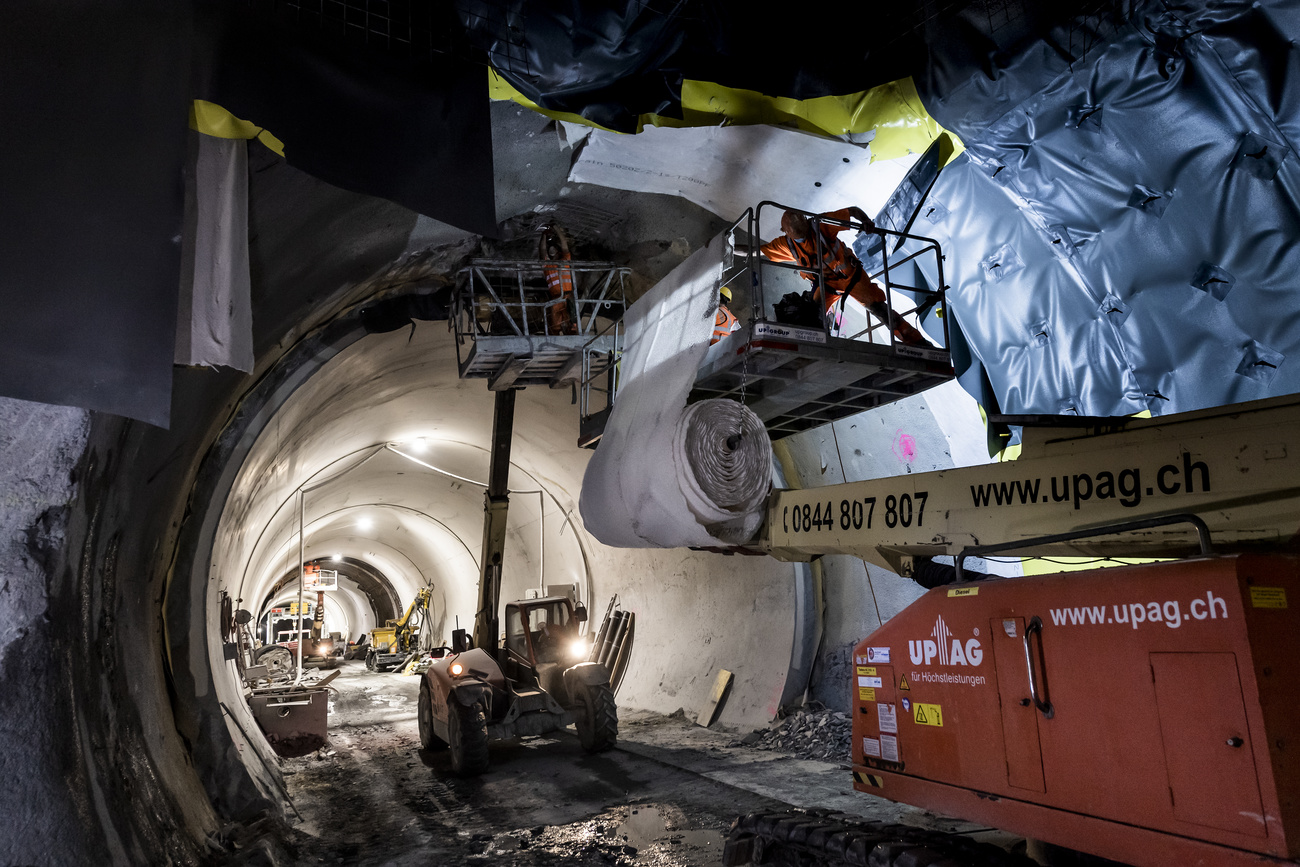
(692, 320, 954, 439)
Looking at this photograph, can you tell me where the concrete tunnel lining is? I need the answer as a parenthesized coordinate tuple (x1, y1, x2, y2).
(177, 303, 810, 815)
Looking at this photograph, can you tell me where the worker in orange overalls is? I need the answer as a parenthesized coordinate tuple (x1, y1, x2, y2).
(711, 286, 741, 345)
(539, 225, 578, 335)
(757, 207, 931, 346)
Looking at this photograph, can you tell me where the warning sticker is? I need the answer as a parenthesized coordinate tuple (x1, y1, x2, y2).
(914, 703, 943, 727)
(862, 736, 881, 758)
(1250, 587, 1288, 609)
(880, 734, 900, 763)
(948, 587, 979, 597)
(856, 666, 877, 676)
(859, 687, 876, 701)
(878, 703, 898, 734)
(866, 647, 891, 664)
(858, 676, 883, 688)
(899, 675, 911, 691)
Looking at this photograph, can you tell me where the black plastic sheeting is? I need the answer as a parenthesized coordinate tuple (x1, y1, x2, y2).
(468, 0, 1130, 133)
(201, 6, 497, 238)
(911, 0, 1300, 425)
(0, 3, 193, 427)
(0, 3, 496, 427)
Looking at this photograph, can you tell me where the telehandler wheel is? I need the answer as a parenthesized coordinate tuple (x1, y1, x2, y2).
(365, 650, 377, 671)
(575, 683, 618, 753)
(417, 683, 448, 752)
(448, 700, 490, 776)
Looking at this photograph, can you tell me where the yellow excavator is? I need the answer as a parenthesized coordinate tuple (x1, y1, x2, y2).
(366, 587, 433, 672)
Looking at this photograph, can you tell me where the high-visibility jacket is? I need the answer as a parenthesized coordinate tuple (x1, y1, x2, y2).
(543, 254, 576, 334)
(712, 305, 740, 344)
(758, 208, 885, 313)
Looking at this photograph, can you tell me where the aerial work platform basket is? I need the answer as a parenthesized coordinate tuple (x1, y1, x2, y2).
(451, 259, 629, 408)
(690, 202, 955, 439)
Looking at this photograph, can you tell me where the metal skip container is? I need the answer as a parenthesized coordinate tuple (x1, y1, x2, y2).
(248, 688, 329, 758)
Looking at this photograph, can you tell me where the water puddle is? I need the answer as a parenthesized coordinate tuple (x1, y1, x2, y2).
(615, 806, 722, 854)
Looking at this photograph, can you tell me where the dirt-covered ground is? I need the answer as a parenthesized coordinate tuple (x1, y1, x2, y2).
(271, 661, 1013, 866)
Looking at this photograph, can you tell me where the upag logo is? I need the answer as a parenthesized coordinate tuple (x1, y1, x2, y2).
(909, 616, 983, 666)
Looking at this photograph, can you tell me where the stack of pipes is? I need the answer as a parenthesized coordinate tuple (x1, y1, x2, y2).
(587, 596, 634, 694)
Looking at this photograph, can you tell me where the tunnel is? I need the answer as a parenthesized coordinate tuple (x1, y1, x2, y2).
(5, 1, 1300, 865)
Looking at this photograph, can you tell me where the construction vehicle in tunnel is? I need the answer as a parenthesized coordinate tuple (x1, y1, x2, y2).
(724, 394, 1300, 867)
(366, 586, 433, 672)
(416, 389, 618, 776)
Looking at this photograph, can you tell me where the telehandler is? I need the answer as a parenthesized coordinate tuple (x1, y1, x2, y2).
(416, 389, 617, 775)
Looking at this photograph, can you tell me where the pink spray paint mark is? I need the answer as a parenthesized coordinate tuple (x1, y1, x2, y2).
(893, 430, 917, 464)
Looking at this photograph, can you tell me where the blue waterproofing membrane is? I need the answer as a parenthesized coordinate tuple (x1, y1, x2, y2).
(896, 0, 1300, 421)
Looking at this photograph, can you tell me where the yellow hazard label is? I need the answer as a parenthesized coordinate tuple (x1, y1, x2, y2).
(856, 666, 877, 676)
(1250, 587, 1288, 609)
(853, 772, 885, 788)
(859, 687, 876, 701)
(914, 703, 943, 727)
(899, 675, 911, 691)
(947, 587, 979, 597)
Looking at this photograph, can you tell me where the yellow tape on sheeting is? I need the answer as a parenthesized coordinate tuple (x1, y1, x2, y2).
(490, 69, 964, 165)
(189, 99, 286, 157)
(680, 78, 962, 164)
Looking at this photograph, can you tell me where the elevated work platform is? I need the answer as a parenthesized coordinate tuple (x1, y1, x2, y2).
(693, 320, 954, 439)
(452, 259, 628, 394)
(690, 201, 956, 439)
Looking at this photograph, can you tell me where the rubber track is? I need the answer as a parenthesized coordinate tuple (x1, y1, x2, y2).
(723, 809, 1039, 867)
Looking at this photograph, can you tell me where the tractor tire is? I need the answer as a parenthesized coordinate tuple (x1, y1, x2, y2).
(418, 683, 448, 752)
(365, 650, 377, 671)
(254, 645, 294, 679)
(575, 683, 618, 753)
(448, 699, 490, 776)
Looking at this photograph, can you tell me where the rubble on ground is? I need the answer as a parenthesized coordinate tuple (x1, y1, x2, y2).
(729, 705, 851, 764)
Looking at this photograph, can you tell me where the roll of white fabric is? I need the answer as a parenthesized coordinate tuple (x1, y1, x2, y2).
(579, 230, 773, 548)
(675, 399, 771, 544)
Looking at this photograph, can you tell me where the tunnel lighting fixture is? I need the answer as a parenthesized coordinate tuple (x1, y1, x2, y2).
(357, 517, 373, 531)
(450, 661, 465, 677)
(331, 553, 341, 561)
(408, 438, 428, 454)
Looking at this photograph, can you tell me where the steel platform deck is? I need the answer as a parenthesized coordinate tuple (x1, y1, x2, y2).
(691, 320, 955, 439)
(457, 334, 619, 391)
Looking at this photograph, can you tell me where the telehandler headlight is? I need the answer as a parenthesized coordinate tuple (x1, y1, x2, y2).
(450, 661, 465, 677)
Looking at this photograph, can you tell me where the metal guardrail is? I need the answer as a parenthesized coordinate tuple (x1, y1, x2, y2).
(726, 202, 951, 353)
(452, 259, 630, 435)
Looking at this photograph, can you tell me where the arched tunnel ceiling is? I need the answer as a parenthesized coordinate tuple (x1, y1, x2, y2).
(215, 324, 595, 649)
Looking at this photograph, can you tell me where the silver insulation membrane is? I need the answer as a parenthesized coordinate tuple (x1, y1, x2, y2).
(911, 0, 1300, 423)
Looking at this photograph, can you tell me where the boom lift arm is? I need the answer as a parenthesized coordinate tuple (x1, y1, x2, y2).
(727, 394, 1300, 867)
(759, 393, 1300, 573)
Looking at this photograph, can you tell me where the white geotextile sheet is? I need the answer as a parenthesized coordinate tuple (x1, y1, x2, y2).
(580, 231, 771, 547)
(176, 133, 254, 372)
(570, 124, 914, 224)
